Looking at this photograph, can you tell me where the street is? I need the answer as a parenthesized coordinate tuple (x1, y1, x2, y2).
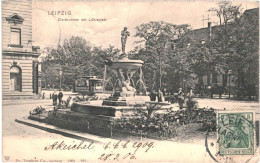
(196, 98, 259, 110)
(2, 98, 259, 162)
(3, 98, 259, 138)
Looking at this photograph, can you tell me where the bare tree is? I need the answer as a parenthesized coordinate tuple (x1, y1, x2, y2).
(209, 2, 242, 26)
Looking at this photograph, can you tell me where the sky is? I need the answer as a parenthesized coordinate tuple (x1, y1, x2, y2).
(32, 1, 259, 53)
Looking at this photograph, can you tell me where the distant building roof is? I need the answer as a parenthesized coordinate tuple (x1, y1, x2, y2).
(242, 8, 259, 17)
(189, 8, 259, 42)
(190, 25, 217, 42)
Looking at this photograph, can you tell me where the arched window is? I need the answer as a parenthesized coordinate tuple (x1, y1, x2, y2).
(10, 66, 22, 91)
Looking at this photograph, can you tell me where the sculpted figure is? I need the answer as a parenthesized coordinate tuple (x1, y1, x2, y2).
(121, 27, 130, 54)
(122, 80, 136, 92)
(118, 69, 136, 96)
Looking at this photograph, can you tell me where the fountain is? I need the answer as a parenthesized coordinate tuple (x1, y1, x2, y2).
(102, 27, 144, 106)
(29, 27, 171, 137)
(71, 27, 147, 116)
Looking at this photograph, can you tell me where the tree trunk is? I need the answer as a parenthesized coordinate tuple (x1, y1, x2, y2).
(159, 52, 162, 89)
(103, 64, 107, 92)
(237, 70, 246, 97)
(212, 73, 218, 85)
(207, 74, 211, 86)
(198, 75, 203, 85)
(222, 72, 228, 87)
(153, 70, 157, 89)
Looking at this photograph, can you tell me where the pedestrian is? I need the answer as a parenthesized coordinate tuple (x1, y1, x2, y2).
(65, 96, 72, 108)
(177, 88, 184, 109)
(58, 91, 63, 104)
(42, 92, 45, 99)
(150, 89, 156, 101)
(162, 88, 167, 96)
(186, 87, 194, 99)
(52, 91, 58, 106)
(157, 89, 164, 102)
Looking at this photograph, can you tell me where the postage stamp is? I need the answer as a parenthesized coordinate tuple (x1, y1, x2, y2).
(217, 111, 255, 156)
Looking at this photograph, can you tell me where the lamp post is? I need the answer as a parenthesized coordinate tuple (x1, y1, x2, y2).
(59, 68, 63, 91)
(103, 63, 107, 92)
(228, 70, 232, 99)
(183, 79, 186, 92)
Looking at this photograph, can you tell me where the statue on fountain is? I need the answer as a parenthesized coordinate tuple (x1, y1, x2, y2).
(118, 68, 136, 97)
(120, 27, 130, 59)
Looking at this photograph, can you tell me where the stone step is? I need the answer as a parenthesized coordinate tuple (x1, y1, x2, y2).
(102, 100, 128, 106)
(3, 93, 40, 100)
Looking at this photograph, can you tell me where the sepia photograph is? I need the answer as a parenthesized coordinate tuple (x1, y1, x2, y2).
(2, 0, 259, 162)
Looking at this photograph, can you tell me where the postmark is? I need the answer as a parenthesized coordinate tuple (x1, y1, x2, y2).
(217, 110, 255, 156)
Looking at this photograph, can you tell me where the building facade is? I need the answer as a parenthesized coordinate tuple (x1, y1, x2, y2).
(2, 0, 41, 99)
(167, 8, 258, 95)
(190, 22, 233, 89)
(191, 8, 258, 92)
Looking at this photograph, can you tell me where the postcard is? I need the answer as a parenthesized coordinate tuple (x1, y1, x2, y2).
(2, 0, 259, 162)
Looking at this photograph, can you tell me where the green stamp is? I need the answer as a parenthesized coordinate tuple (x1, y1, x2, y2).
(217, 111, 255, 155)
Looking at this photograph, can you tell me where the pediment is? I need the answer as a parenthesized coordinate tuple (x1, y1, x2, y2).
(6, 13, 24, 24)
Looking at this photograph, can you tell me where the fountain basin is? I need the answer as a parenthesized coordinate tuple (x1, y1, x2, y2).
(29, 100, 174, 137)
(71, 103, 144, 117)
(110, 59, 144, 70)
(71, 97, 172, 117)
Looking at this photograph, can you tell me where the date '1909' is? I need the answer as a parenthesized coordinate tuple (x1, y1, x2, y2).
(99, 140, 154, 161)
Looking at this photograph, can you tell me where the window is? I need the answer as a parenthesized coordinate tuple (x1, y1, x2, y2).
(76, 78, 87, 87)
(10, 28, 21, 46)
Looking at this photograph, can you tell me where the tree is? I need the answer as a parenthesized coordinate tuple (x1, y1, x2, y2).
(92, 45, 120, 91)
(210, 2, 259, 98)
(162, 33, 194, 92)
(227, 8, 259, 98)
(41, 36, 119, 90)
(208, 2, 242, 88)
(209, 2, 242, 26)
(41, 47, 62, 89)
(134, 21, 190, 90)
(186, 43, 215, 85)
(41, 36, 94, 89)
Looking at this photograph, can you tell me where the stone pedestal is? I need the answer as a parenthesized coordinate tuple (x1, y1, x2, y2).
(102, 95, 148, 106)
(104, 58, 144, 106)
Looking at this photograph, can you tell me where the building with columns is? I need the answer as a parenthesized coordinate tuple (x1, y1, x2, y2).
(2, 0, 41, 99)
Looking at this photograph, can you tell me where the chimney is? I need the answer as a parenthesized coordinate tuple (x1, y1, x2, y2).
(208, 22, 212, 41)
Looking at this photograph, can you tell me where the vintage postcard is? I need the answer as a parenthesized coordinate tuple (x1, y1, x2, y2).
(2, 0, 259, 162)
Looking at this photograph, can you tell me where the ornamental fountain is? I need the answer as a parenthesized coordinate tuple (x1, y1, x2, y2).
(102, 27, 144, 106)
(29, 27, 170, 137)
(72, 27, 147, 117)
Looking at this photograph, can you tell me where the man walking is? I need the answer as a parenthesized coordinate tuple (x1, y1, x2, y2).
(52, 91, 58, 106)
(177, 88, 184, 109)
(157, 89, 164, 102)
(58, 91, 63, 104)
